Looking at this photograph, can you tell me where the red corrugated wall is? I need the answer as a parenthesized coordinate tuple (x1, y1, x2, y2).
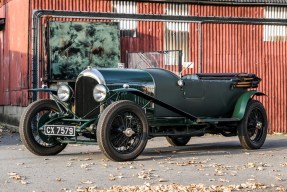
(31, 0, 111, 11)
(192, 6, 287, 133)
(120, 2, 164, 63)
(0, 0, 29, 106)
(0, 0, 286, 132)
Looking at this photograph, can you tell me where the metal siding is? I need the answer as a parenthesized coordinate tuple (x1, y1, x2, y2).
(0, 0, 29, 106)
(263, 41, 287, 133)
(31, 0, 111, 12)
(191, 4, 262, 18)
(189, 22, 199, 74)
(10, 0, 29, 106)
(202, 0, 287, 3)
(2, 3, 9, 105)
(119, 2, 164, 63)
(164, 3, 190, 73)
(264, 7, 287, 41)
(0, 31, 3, 105)
(200, 6, 287, 133)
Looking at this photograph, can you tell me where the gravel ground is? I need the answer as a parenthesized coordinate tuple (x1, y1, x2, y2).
(0, 127, 287, 192)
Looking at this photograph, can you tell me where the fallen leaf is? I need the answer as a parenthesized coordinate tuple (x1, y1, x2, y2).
(256, 166, 264, 171)
(80, 158, 92, 161)
(56, 178, 62, 182)
(276, 186, 287, 191)
(276, 177, 283, 181)
(8, 172, 28, 185)
(158, 178, 167, 182)
(81, 180, 93, 184)
(20, 180, 28, 185)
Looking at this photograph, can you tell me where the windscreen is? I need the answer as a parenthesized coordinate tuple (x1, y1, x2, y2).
(127, 50, 182, 75)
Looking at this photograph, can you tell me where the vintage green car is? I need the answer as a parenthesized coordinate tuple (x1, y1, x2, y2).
(19, 66, 267, 161)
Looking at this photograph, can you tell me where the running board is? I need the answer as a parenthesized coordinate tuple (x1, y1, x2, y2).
(197, 118, 240, 123)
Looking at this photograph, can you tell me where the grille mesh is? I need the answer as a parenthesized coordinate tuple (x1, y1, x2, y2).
(75, 77, 99, 118)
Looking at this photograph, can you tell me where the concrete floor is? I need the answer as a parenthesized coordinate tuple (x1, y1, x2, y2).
(0, 131, 287, 192)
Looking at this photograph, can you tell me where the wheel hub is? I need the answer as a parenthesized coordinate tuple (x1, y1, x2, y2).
(123, 128, 135, 137)
(256, 121, 263, 129)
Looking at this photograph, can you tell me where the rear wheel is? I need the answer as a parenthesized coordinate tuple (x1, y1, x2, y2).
(166, 136, 191, 146)
(238, 100, 268, 149)
(97, 100, 148, 161)
(19, 100, 67, 156)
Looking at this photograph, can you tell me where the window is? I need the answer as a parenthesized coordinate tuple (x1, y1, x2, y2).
(112, 1, 137, 37)
(0, 18, 4, 31)
(264, 7, 287, 42)
(164, 4, 190, 65)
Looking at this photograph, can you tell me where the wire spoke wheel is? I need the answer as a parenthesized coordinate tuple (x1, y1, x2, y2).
(19, 100, 67, 156)
(97, 100, 148, 161)
(110, 111, 143, 154)
(247, 108, 264, 142)
(31, 109, 58, 147)
(238, 100, 268, 150)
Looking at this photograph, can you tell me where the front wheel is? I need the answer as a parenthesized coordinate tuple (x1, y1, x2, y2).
(166, 136, 191, 146)
(237, 100, 268, 149)
(97, 100, 148, 161)
(19, 100, 67, 156)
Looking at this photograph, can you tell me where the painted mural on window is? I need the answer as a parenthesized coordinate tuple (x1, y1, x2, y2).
(48, 21, 120, 80)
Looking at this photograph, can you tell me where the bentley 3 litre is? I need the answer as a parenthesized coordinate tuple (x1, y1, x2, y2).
(19, 65, 267, 161)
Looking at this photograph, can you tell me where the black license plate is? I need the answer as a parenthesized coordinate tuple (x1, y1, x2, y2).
(44, 125, 76, 136)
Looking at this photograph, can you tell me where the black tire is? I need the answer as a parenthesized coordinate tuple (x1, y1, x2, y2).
(19, 99, 67, 156)
(97, 100, 148, 161)
(166, 136, 191, 146)
(238, 100, 268, 149)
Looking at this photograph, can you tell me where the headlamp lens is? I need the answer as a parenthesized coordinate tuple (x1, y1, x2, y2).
(57, 84, 71, 102)
(93, 84, 108, 102)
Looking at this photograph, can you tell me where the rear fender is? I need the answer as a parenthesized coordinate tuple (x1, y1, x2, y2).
(232, 91, 266, 120)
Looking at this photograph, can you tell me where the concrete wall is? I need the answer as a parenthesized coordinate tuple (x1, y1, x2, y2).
(0, 105, 25, 126)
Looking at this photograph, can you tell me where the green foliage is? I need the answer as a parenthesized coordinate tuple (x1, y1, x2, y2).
(49, 21, 120, 80)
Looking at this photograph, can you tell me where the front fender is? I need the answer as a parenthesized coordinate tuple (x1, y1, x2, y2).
(232, 91, 266, 120)
(29, 88, 74, 115)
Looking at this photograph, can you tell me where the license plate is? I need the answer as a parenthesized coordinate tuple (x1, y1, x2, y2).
(44, 125, 76, 136)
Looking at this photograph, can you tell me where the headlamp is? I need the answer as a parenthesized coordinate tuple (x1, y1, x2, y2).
(93, 84, 108, 102)
(57, 84, 72, 102)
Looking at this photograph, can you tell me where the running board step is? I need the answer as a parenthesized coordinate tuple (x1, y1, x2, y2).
(197, 118, 240, 123)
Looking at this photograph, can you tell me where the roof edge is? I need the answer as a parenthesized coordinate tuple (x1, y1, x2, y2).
(133, 0, 287, 6)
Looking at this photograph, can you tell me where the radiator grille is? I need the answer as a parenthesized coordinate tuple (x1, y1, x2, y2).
(75, 76, 99, 118)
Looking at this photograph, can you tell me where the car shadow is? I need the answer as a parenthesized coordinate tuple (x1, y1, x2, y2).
(141, 141, 240, 160)
(4, 133, 287, 162)
(139, 137, 287, 161)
